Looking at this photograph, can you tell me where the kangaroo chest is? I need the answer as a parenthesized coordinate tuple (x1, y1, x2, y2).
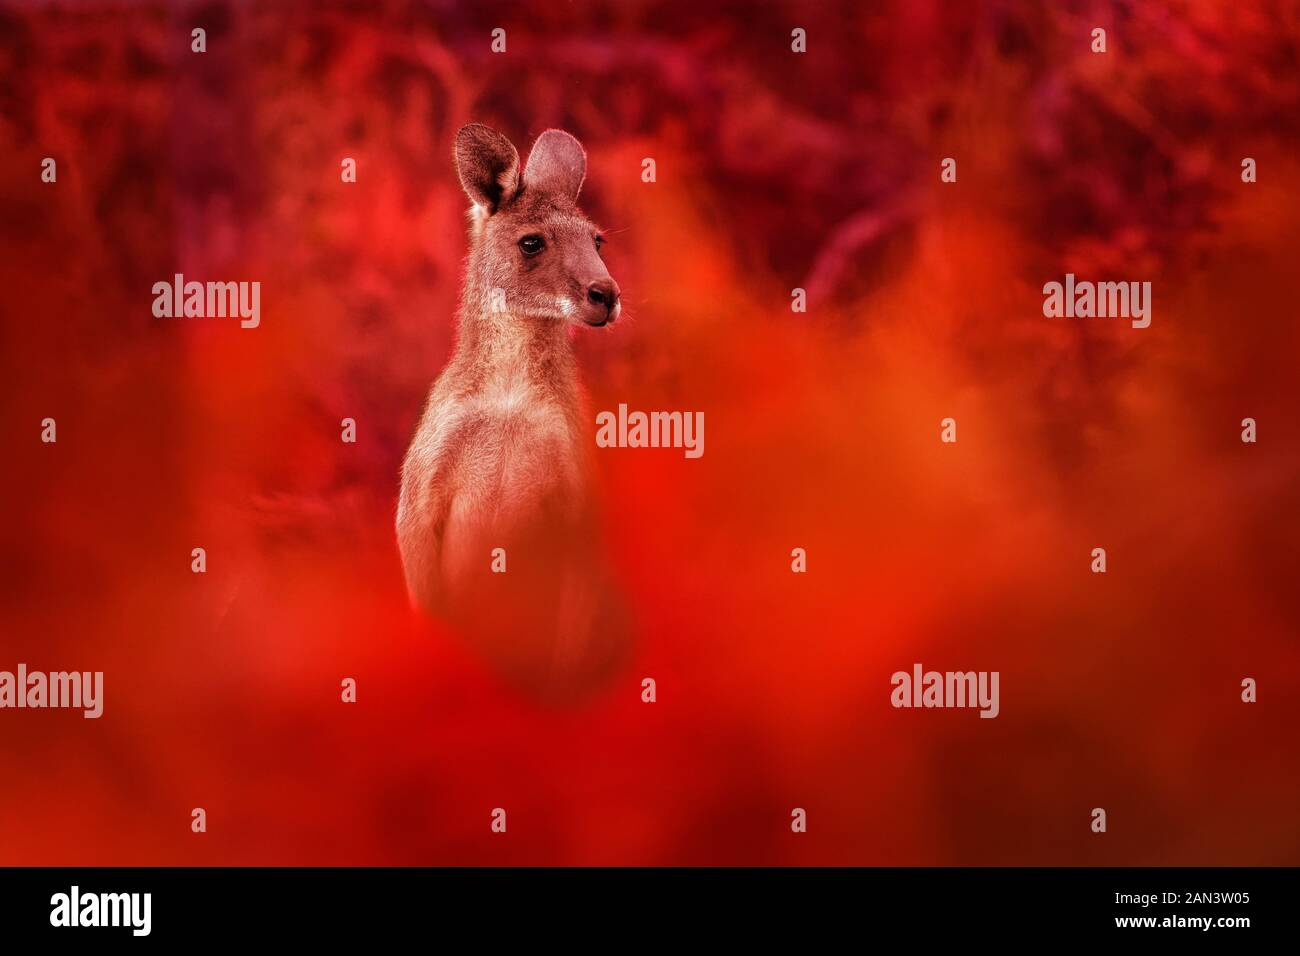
(442, 377, 586, 522)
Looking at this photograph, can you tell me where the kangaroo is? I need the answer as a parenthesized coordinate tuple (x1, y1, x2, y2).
(397, 124, 630, 699)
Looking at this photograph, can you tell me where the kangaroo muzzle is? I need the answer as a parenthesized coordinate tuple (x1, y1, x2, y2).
(584, 278, 620, 325)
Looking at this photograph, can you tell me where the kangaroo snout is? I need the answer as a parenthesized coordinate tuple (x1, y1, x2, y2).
(585, 278, 620, 325)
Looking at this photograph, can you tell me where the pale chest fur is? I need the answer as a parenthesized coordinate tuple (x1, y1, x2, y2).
(435, 375, 586, 523)
(397, 307, 592, 612)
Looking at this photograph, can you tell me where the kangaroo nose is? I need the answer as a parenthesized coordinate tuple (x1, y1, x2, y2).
(586, 279, 620, 316)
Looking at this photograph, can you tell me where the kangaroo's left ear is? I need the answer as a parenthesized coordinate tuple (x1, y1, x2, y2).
(524, 129, 587, 202)
(455, 124, 521, 212)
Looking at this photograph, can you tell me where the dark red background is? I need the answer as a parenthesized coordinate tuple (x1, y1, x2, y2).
(1, 0, 1298, 864)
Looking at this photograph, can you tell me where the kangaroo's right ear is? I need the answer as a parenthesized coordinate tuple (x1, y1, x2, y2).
(454, 124, 521, 212)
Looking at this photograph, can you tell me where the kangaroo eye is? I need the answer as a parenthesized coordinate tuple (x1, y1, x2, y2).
(518, 235, 545, 257)
(594, 234, 606, 250)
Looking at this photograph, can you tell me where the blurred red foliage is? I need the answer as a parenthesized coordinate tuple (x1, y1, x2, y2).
(0, 0, 1298, 864)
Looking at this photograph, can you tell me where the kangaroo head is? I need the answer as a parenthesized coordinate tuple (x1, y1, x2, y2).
(455, 124, 619, 327)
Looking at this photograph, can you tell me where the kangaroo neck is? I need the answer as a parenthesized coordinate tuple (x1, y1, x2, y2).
(455, 278, 576, 396)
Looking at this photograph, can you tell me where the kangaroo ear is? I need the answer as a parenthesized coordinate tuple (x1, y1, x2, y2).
(524, 129, 587, 202)
(455, 124, 521, 212)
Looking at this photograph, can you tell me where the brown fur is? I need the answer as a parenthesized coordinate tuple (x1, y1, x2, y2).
(397, 125, 629, 700)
